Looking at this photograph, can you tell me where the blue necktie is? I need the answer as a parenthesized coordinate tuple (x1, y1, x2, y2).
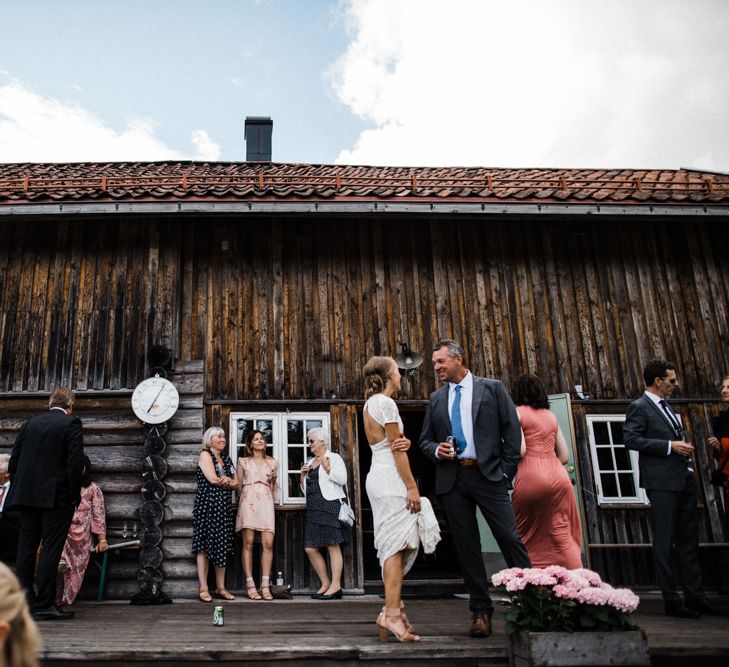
(451, 385, 466, 456)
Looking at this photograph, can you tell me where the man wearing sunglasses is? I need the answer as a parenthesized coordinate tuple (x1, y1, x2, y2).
(625, 359, 720, 618)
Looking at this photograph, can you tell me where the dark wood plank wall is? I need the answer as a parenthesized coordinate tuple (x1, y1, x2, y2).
(0, 219, 181, 392)
(2, 216, 729, 398)
(187, 216, 729, 401)
(2, 213, 729, 592)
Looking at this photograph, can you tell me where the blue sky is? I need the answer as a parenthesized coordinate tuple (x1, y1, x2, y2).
(1, 1, 728, 169)
(0, 0, 364, 163)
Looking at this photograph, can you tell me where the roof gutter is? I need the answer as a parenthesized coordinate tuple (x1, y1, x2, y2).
(0, 200, 727, 217)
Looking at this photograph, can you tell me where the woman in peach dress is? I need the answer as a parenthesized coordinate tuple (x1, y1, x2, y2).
(236, 430, 279, 600)
(511, 374, 582, 569)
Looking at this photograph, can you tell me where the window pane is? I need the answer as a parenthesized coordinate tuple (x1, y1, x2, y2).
(306, 420, 323, 433)
(257, 420, 273, 444)
(287, 419, 304, 444)
(288, 474, 304, 498)
(596, 447, 614, 471)
(236, 419, 253, 444)
(618, 473, 636, 497)
(593, 421, 610, 444)
(236, 444, 246, 460)
(613, 445, 631, 470)
(266, 444, 274, 459)
(611, 421, 624, 445)
(288, 447, 304, 471)
(600, 473, 618, 497)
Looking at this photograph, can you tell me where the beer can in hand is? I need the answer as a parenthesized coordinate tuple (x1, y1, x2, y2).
(213, 606, 224, 626)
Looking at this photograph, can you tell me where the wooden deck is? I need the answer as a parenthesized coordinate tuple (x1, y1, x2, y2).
(37, 593, 729, 666)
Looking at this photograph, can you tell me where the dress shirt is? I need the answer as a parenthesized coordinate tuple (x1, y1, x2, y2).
(448, 372, 476, 459)
(643, 391, 679, 455)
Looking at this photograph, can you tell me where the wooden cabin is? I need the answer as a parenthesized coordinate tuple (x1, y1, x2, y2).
(1, 161, 728, 598)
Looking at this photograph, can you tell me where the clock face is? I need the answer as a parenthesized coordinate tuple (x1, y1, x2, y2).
(131, 376, 180, 424)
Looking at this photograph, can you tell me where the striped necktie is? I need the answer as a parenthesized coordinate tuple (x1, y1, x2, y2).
(658, 399, 682, 439)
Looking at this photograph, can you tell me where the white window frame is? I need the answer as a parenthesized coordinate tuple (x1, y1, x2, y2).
(229, 411, 330, 506)
(586, 415, 648, 505)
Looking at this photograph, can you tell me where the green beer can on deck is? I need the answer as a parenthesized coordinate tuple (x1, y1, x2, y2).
(213, 606, 224, 626)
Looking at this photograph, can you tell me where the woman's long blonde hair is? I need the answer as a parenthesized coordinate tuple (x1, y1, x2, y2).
(0, 561, 39, 667)
(363, 356, 395, 399)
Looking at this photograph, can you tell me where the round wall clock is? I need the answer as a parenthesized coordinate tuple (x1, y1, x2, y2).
(132, 375, 180, 424)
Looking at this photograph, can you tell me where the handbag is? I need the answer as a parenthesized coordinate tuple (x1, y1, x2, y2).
(269, 584, 292, 600)
(338, 484, 356, 527)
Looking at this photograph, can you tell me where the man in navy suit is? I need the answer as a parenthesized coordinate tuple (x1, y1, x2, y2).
(624, 359, 721, 618)
(419, 339, 530, 637)
(6, 387, 83, 621)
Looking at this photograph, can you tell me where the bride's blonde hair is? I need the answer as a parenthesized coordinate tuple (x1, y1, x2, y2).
(363, 356, 395, 399)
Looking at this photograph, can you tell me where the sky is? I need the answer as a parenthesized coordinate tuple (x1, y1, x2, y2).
(0, 0, 727, 170)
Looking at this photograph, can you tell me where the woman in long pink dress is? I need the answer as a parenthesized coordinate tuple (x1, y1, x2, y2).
(235, 430, 279, 600)
(56, 456, 107, 606)
(511, 374, 582, 569)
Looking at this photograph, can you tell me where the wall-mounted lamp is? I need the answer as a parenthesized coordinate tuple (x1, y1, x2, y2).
(395, 342, 423, 374)
(574, 384, 591, 400)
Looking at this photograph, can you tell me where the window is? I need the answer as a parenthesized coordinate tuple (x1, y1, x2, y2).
(586, 415, 647, 505)
(229, 411, 330, 505)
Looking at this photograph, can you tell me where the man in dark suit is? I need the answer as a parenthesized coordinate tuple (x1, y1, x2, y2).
(624, 359, 720, 618)
(419, 339, 530, 637)
(6, 387, 83, 621)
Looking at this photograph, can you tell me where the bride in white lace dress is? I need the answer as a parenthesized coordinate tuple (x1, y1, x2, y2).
(363, 356, 440, 643)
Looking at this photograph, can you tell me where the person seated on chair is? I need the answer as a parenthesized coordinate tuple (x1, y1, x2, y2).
(56, 455, 107, 606)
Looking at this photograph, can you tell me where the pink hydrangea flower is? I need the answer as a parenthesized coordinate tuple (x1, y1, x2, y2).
(573, 568, 603, 586)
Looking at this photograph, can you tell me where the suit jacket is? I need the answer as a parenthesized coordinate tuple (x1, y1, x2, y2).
(419, 375, 522, 495)
(7, 409, 83, 509)
(624, 394, 688, 492)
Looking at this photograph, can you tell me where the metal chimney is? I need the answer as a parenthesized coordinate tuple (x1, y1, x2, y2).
(245, 117, 273, 161)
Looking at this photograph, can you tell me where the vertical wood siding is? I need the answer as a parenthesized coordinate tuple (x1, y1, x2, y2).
(2, 215, 729, 399)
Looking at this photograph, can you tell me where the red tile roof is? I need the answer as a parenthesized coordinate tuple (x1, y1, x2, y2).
(0, 162, 727, 205)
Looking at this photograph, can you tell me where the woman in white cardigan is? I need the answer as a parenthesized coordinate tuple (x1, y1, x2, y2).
(300, 427, 349, 600)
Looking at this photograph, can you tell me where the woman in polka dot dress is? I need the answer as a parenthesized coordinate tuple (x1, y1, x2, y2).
(192, 426, 238, 602)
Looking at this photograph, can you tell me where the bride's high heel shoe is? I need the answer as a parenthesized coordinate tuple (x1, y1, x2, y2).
(378, 603, 418, 637)
(377, 607, 420, 642)
(399, 602, 419, 638)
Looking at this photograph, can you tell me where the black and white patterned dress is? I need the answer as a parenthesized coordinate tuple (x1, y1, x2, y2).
(192, 450, 235, 567)
(304, 466, 349, 549)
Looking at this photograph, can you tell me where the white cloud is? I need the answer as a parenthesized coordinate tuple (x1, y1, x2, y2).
(331, 0, 729, 170)
(191, 129, 221, 161)
(0, 79, 219, 162)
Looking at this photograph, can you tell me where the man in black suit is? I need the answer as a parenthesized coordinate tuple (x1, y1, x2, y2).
(6, 387, 83, 621)
(624, 359, 720, 618)
(419, 339, 530, 637)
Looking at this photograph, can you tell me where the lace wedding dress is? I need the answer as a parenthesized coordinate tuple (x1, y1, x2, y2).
(364, 393, 440, 574)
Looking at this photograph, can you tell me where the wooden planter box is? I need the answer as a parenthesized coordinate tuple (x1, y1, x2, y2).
(509, 629, 650, 667)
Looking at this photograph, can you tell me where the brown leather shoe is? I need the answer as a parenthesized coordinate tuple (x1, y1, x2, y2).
(469, 612, 492, 638)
